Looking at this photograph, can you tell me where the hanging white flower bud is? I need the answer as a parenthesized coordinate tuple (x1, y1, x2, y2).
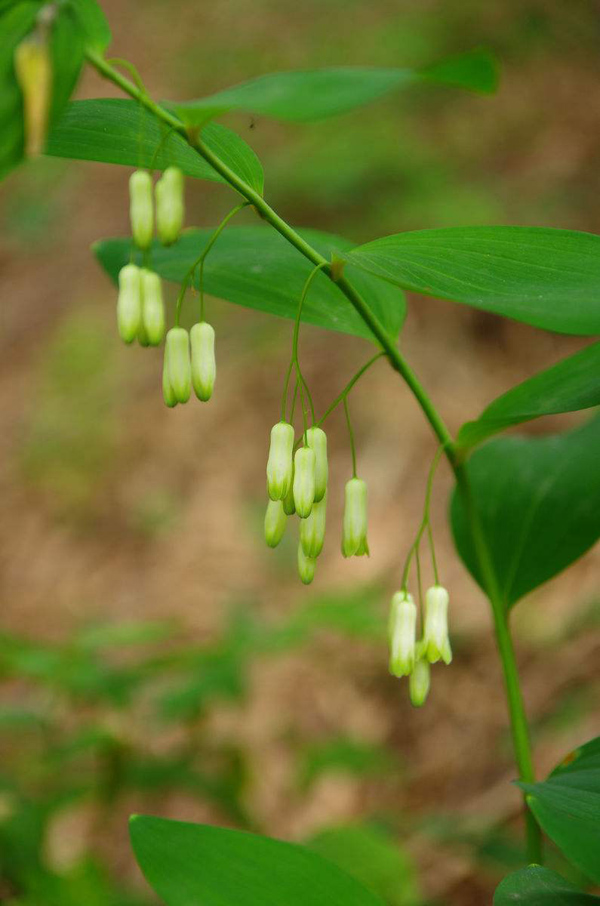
(140, 269, 165, 346)
(293, 446, 316, 518)
(190, 321, 216, 402)
(306, 426, 328, 503)
(165, 327, 191, 403)
(388, 591, 417, 678)
(264, 499, 287, 548)
(156, 166, 185, 246)
(283, 464, 296, 516)
(117, 264, 142, 344)
(162, 344, 177, 408)
(300, 493, 327, 559)
(342, 477, 369, 557)
(409, 656, 431, 708)
(423, 585, 452, 665)
(137, 321, 151, 347)
(129, 170, 154, 250)
(298, 543, 316, 585)
(266, 422, 295, 501)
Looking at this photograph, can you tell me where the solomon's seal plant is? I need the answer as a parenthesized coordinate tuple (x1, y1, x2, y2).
(5, 0, 600, 901)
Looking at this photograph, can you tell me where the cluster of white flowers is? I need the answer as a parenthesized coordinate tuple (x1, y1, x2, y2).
(116, 168, 216, 405)
(388, 586, 451, 707)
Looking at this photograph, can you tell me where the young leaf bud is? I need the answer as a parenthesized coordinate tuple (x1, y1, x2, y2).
(141, 269, 165, 346)
(283, 465, 296, 516)
(162, 344, 177, 408)
(156, 166, 185, 246)
(165, 327, 191, 403)
(306, 426, 328, 502)
(190, 321, 216, 402)
(293, 446, 316, 519)
(298, 543, 316, 585)
(342, 477, 369, 557)
(117, 264, 142, 344)
(14, 32, 51, 157)
(264, 499, 287, 548)
(300, 493, 327, 559)
(388, 591, 417, 678)
(409, 657, 431, 708)
(266, 422, 294, 501)
(423, 585, 452, 665)
(129, 170, 154, 250)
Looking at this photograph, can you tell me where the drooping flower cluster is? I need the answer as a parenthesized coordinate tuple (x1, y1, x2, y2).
(388, 585, 452, 707)
(116, 168, 216, 406)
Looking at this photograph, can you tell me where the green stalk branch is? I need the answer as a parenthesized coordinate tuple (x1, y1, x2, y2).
(86, 48, 542, 863)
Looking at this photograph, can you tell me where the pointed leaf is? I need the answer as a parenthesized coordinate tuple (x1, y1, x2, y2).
(70, 0, 111, 52)
(130, 815, 385, 906)
(166, 49, 498, 126)
(348, 226, 600, 336)
(94, 225, 406, 341)
(518, 736, 600, 885)
(45, 98, 264, 193)
(494, 866, 599, 905)
(458, 342, 600, 448)
(451, 416, 600, 607)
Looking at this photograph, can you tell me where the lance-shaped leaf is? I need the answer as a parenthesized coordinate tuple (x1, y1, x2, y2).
(130, 815, 385, 906)
(94, 225, 406, 341)
(494, 866, 599, 905)
(518, 736, 600, 886)
(458, 341, 600, 448)
(451, 415, 600, 607)
(166, 48, 498, 126)
(46, 98, 264, 193)
(347, 226, 600, 336)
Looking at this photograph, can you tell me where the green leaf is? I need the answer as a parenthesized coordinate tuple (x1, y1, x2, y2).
(48, 6, 86, 127)
(0, 2, 40, 181)
(70, 0, 111, 51)
(306, 824, 420, 906)
(45, 99, 264, 193)
(347, 227, 600, 336)
(458, 342, 600, 448)
(494, 866, 599, 905)
(93, 226, 406, 341)
(518, 737, 600, 885)
(166, 49, 498, 126)
(451, 416, 600, 607)
(130, 815, 385, 906)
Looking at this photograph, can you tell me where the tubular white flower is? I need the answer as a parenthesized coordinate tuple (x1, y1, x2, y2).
(165, 327, 191, 403)
(300, 493, 327, 559)
(293, 446, 316, 518)
(388, 591, 417, 678)
(266, 422, 294, 501)
(423, 585, 452, 665)
(156, 166, 185, 246)
(306, 426, 328, 502)
(141, 269, 165, 346)
(129, 170, 154, 250)
(264, 499, 287, 548)
(342, 477, 369, 557)
(297, 543, 316, 585)
(190, 321, 216, 402)
(162, 343, 177, 408)
(409, 657, 431, 708)
(117, 264, 142, 344)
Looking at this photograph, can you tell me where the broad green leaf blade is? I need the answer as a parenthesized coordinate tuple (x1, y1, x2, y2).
(518, 736, 600, 885)
(166, 48, 498, 126)
(130, 815, 385, 906)
(347, 227, 600, 336)
(494, 866, 599, 905)
(451, 416, 600, 607)
(70, 0, 111, 51)
(458, 342, 600, 448)
(45, 99, 264, 193)
(93, 226, 406, 341)
(0, 2, 38, 181)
